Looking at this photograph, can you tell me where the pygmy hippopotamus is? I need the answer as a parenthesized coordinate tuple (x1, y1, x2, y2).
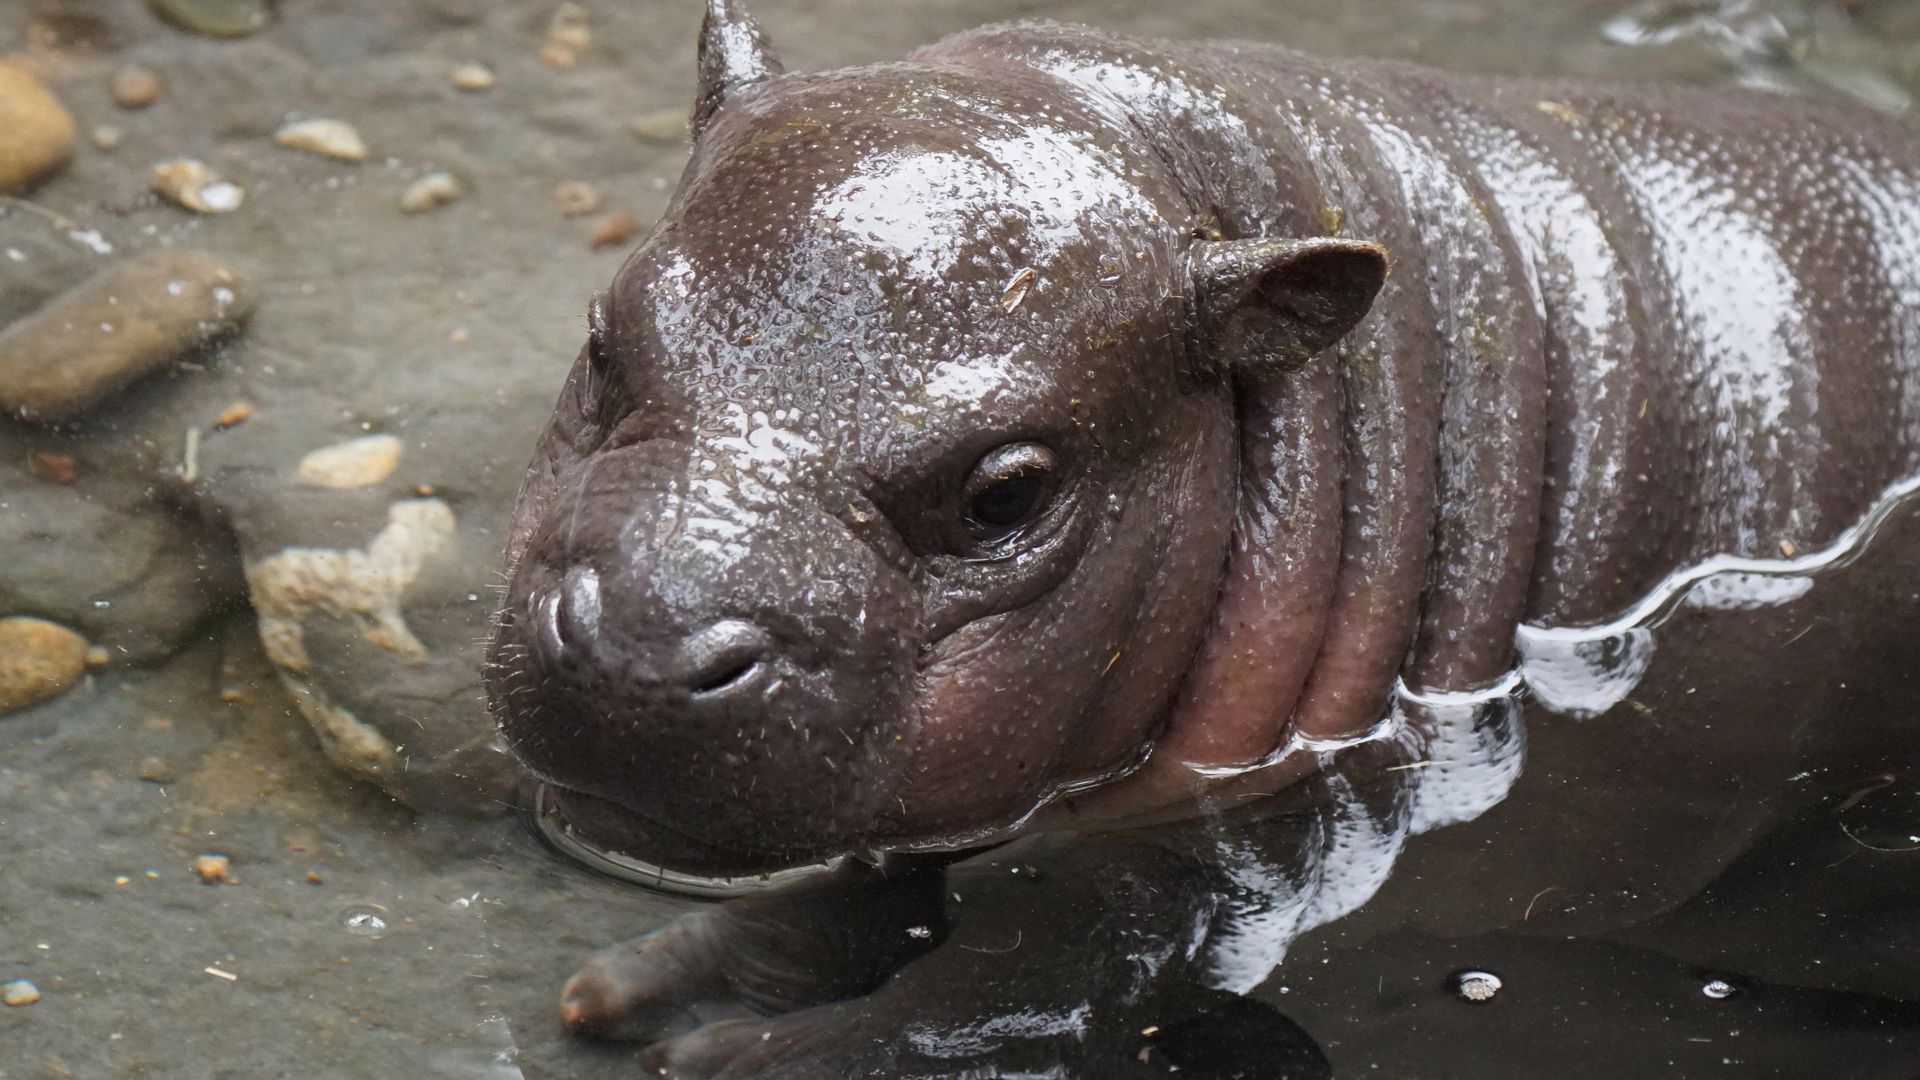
(485, 1, 1920, 1074)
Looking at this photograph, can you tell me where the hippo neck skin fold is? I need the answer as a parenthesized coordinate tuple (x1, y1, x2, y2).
(913, 24, 1920, 820)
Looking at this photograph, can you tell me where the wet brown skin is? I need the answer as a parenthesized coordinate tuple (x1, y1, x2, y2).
(486, 6, 1920, 877)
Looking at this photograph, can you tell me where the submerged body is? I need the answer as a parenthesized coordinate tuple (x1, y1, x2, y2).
(484, 3, 1918, 1074)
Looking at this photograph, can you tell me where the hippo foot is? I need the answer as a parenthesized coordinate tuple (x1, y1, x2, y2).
(570, 837, 1222, 1078)
(558, 856, 951, 1046)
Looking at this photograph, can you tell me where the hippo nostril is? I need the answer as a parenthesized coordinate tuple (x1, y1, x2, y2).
(534, 589, 567, 657)
(682, 620, 772, 697)
(531, 568, 601, 665)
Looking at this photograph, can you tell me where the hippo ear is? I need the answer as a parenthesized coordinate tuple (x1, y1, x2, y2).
(1186, 237, 1388, 377)
(693, 0, 785, 137)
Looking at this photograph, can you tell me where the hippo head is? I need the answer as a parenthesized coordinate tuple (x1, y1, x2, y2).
(486, 0, 1385, 878)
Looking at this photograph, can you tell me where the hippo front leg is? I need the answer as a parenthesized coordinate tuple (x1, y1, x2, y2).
(559, 854, 952, 1043)
(611, 837, 1222, 1080)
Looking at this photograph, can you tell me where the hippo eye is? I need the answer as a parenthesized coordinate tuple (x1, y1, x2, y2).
(962, 443, 1058, 545)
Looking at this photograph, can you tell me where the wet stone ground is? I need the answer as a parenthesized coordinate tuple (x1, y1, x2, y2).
(0, 0, 1915, 1077)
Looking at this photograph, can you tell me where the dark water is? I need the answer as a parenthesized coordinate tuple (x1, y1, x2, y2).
(1, 1, 1916, 1077)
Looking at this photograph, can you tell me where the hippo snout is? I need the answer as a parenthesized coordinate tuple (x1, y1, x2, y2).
(488, 442, 922, 874)
(527, 567, 772, 699)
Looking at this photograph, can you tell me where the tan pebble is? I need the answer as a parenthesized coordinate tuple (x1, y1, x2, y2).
(538, 40, 577, 69)
(148, 159, 245, 213)
(112, 67, 164, 109)
(192, 853, 232, 884)
(219, 687, 246, 703)
(213, 401, 253, 429)
(0, 617, 90, 715)
(85, 646, 110, 667)
(92, 125, 124, 150)
(450, 63, 495, 91)
(548, 3, 592, 47)
(589, 211, 638, 250)
(297, 433, 403, 489)
(553, 180, 601, 217)
(305, 870, 324, 885)
(0, 249, 255, 423)
(628, 107, 688, 143)
(0, 62, 77, 195)
(1, 979, 39, 1006)
(400, 171, 462, 213)
(274, 118, 368, 162)
(448, 327, 468, 344)
(27, 451, 77, 485)
(1779, 538, 1797, 557)
(136, 756, 174, 782)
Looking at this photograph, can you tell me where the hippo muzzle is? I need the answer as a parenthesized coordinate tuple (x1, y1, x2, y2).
(492, 436, 918, 875)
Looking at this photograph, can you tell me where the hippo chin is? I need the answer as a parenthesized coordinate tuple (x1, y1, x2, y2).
(485, 0, 1919, 1072)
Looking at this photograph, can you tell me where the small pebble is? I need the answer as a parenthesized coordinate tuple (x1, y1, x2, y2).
(628, 107, 688, 143)
(192, 853, 233, 884)
(553, 180, 601, 217)
(137, 756, 175, 782)
(112, 67, 164, 109)
(450, 63, 495, 91)
(0, 249, 254, 422)
(0, 617, 90, 715)
(306, 870, 324, 885)
(27, 451, 77, 485)
(213, 400, 254, 429)
(275, 118, 368, 162)
(588, 211, 638, 250)
(148, 0, 273, 38)
(540, 2, 592, 67)
(0, 62, 77, 195)
(92, 125, 125, 150)
(297, 433, 403, 489)
(400, 171, 462, 213)
(148, 159, 245, 213)
(2, 979, 39, 1006)
(85, 646, 110, 667)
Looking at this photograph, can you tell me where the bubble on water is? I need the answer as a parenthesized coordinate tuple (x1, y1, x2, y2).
(1453, 970, 1503, 1003)
(1702, 978, 1737, 1000)
(341, 904, 390, 937)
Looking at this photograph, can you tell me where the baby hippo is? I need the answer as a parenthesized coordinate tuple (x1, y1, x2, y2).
(486, 1, 1920, 1074)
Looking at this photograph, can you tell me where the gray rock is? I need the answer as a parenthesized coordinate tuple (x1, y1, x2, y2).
(0, 248, 254, 423)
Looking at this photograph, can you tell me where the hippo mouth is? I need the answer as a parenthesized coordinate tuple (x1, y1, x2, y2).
(531, 783, 855, 897)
